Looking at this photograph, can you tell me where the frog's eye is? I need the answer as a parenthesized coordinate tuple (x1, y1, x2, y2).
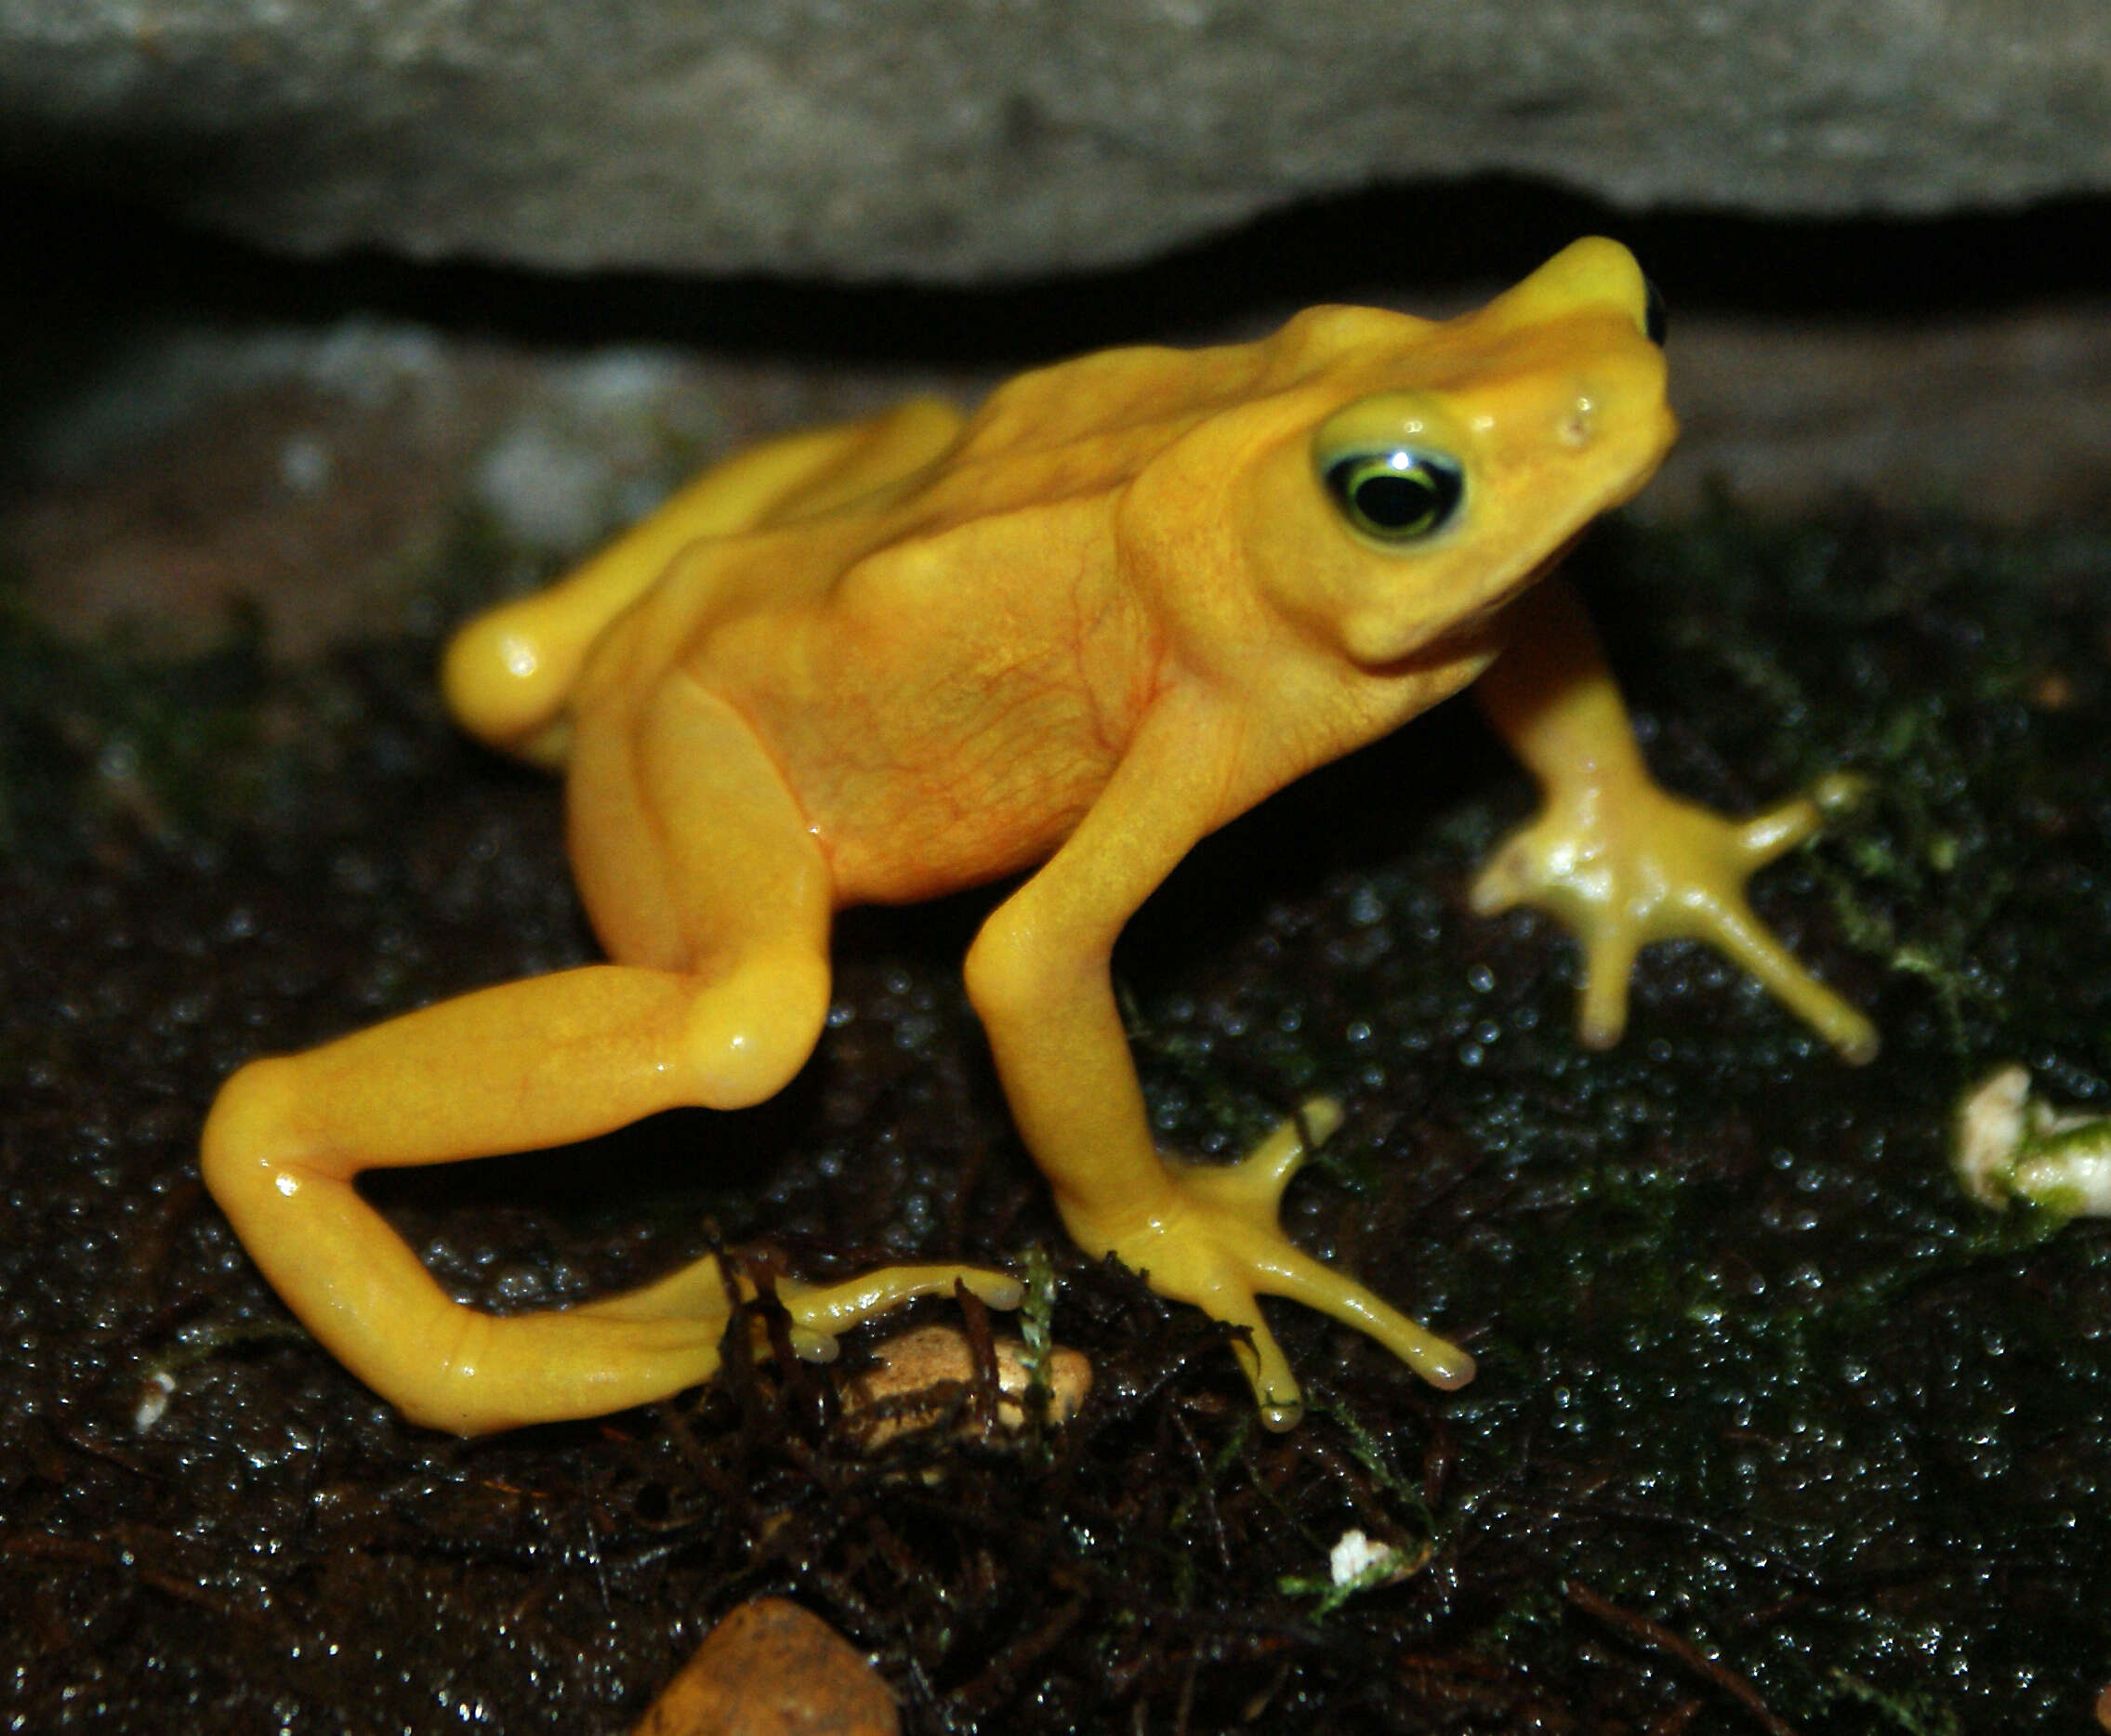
(1321, 448, 1466, 544)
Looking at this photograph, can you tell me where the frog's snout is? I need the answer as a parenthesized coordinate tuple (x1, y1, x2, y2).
(1481, 236, 1656, 339)
(1556, 375, 1678, 464)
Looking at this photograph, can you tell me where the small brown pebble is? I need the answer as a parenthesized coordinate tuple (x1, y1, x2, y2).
(2030, 669, 2076, 710)
(630, 1598, 897, 1736)
(2095, 1680, 2111, 1730)
(841, 1323, 1091, 1446)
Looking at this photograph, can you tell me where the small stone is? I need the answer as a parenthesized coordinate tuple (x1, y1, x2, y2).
(630, 1598, 897, 1736)
(840, 1323, 1090, 1447)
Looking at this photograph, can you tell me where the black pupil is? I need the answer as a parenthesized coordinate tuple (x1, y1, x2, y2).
(1354, 470, 1438, 530)
(1323, 449, 1463, 540)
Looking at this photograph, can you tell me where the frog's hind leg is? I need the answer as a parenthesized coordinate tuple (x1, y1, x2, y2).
(202, 672, 1014, 1434)
(442, 399, 965, 767)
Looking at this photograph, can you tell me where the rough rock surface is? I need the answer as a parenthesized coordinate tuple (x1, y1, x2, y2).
(2, 0, 2105, 281)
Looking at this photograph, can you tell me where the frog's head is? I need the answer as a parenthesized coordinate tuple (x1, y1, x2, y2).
(1236, 237, 1676, 669)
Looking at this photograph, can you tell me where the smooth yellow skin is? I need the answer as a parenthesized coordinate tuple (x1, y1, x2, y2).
(202, 239, 1876, 1436)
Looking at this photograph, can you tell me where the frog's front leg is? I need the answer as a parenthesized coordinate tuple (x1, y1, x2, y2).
(964, 692, 1474, 1429)
(202, 677, 1017, 1435)
(1471, 574, 1877, 1061)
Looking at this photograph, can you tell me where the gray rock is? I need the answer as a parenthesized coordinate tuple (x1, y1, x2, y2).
(0, 0, 2104, 281)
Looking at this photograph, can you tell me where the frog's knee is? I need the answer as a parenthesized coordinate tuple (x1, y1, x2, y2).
(200, 1056, 310, 1224)
(678, 950, 830, 1108)
(203, 1056, 290, 1170)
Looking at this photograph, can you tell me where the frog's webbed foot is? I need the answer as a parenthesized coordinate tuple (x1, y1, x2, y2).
(569, 1253, 1023, 1364)
(1073, 1100, 1474, 1428)
(1469, 769, 1877, 1062)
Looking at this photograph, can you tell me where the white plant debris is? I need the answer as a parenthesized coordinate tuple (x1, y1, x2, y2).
(1953, 1064, 2111, 1216)
(1328, 1529, 1401, 1587)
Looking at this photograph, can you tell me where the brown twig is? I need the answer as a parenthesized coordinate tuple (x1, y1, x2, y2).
(951, 1595, 1088, 1716)
(1563, 1579, 1798, 1736)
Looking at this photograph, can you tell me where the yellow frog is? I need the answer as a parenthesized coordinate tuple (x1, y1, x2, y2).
(202, 239, 1875, 1436)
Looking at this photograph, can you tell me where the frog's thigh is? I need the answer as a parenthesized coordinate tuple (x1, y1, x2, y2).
(567, 672, 834, 1104)
(201, 683, 837, 1430)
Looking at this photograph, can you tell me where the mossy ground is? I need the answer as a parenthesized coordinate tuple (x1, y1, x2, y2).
(3, 507, 2107, 1733)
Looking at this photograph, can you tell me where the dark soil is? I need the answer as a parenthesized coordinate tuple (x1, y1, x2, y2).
(4, 509, 2109, 1733)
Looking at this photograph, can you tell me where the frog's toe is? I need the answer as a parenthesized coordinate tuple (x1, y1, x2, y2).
(1089, 1104, 1471, 1421)
(1698, 897, 1880, 1063)
(1179, 1281, 1303, 1427)
(1465, 836, 1539, 918)
(780, 1263, 1024, 1357)
(1256, 1240, 1477, 1390)
(1573, 925, 1642, 1049)
(1734, 781, 1855, 868)
(1176, 1098, 1343, 1218)
(570, 1255, 1024, 1369)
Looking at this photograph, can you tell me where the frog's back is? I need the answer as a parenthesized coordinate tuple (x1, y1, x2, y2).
(938, 306, 1432, 488)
